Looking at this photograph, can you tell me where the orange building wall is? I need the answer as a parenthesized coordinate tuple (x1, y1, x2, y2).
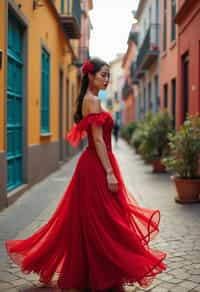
(122, 39, 137, 123)
(160, 0, 178, 113)
(68, 65, 78, 129)
(12, 0, 71, 145)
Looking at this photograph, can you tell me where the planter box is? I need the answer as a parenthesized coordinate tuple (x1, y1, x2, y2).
(172, 176, 200, 204)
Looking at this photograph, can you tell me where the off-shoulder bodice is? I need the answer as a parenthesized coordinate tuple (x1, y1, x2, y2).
(66, 111, 114, 151)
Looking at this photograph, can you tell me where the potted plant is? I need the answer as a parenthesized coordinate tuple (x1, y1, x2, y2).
(163, 115, 200, 203)
(120, 121, 137, 143)
(130, 112, 153, 156)
(130, 127, 145, 154)
(139, 110, 173, 172)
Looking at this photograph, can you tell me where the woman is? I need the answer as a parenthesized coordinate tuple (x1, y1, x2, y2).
(5, 58, 167, 291)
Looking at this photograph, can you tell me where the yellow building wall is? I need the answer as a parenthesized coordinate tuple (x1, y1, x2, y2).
(12, 0, 73, 145)
(0, 0, 6, 151)
(0, 0, 79, 152)
(68, 65, 79, 129)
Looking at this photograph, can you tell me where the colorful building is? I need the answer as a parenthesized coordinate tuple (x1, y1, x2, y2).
(0, 0, 92, 210)
(79, 0, 93, 64)
(175, 0, 200, 127)
(107, 54, 123, 124)
(159, 0, 178, 129)
(133, 0, 160, 120)
(121, 23, 138, 124)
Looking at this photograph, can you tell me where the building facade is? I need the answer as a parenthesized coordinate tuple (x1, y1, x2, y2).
(106, 54, 123, 125)
(121, 24, 138, 125)
(160, 0, 178, 129)
(79, 0, 93, 64)
(175, 0, 200, 127)
(133, 0, 160, 120)
(0, 0, 92, 210)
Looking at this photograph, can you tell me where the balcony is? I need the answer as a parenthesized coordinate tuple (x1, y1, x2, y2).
(60, 1, 81, 39)
(136, 24, 160, 72)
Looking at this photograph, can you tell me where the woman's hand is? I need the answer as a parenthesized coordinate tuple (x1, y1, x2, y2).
(106, 172, 119, 193)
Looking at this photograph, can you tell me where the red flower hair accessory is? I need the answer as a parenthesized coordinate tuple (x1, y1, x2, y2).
(82, 60, 94, 75)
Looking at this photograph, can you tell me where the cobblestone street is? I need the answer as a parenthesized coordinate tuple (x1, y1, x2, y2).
(0, 139, 200, 292)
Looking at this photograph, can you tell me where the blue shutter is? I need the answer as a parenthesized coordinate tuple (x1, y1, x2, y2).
(41, 48, 50, 133)
(6, 12, 23, 191)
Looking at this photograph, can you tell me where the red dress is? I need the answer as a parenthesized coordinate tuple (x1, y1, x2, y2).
(5, 111, 167, 290)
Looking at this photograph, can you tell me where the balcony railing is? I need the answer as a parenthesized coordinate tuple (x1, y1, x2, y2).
(60, 0, 81, 39)
(136, 24, 160, 72)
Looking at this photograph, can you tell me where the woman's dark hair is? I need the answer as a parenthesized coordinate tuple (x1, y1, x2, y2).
(74, 58, 108, 123)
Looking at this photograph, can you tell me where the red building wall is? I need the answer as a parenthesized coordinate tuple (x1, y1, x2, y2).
(159, 0, 178, 124)
(175, 0, 200, 127)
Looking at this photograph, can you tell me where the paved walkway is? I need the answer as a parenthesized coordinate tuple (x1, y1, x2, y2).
(0, 138, 200, 292)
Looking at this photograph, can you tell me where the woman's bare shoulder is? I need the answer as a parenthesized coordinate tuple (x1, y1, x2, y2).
(82, 95, 102, 116)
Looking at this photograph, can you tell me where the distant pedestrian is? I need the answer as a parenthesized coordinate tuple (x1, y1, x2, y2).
(113, 120, 120, 144)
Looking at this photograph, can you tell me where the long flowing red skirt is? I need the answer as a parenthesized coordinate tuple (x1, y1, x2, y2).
(5, 148, 167, 290)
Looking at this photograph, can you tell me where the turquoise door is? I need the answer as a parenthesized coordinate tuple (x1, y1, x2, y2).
(41, 48, 50, 133)
(6, 12, 24, 191)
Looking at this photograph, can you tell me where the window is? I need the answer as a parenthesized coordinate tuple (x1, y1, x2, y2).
(149, 6, 152, 25)
(171, 0, 176, 41)
(171, 78, 176, 128)
(41, 47, 50, 133)
(156, 0, 159, 24)
(154, 75, 159, 112)
(61, 0, 64, 13)
(163, 0, 167, 51)
(155, 0, 160, 44)
(66, 0, 70, 15)
(163, 83, 168, 109)
(182, 53, 189, 122)
(148, 81, 152, 111)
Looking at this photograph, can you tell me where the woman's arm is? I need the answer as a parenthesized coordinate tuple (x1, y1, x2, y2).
(85, 98, 118, 193)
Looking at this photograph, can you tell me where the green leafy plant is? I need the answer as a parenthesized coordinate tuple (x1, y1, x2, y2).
(138, 110, 173, 161)
(120, 121, 137, 142)
(163, 115, 200, 178)
(130, 112, 153, 152)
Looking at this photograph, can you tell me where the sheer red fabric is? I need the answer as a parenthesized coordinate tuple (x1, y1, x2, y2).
(5, 111, 167, 290)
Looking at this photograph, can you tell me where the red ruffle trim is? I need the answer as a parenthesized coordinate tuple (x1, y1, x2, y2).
(66, 112, 112, 148)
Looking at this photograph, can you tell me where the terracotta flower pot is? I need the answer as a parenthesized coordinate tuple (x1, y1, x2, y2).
(152, 159, 166, 173)
(172, 176, 200, 204)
